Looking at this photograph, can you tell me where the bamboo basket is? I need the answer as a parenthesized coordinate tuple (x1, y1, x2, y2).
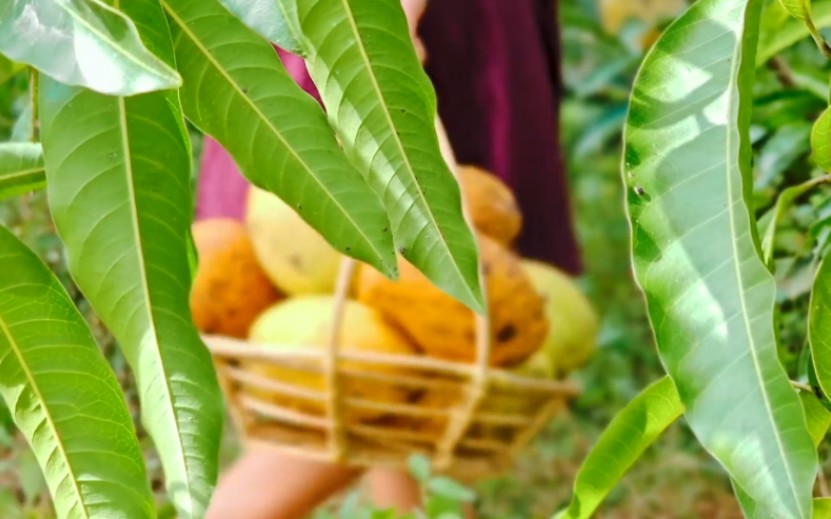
(203, 120, 581, 480)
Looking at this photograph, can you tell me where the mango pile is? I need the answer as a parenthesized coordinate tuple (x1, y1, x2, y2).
(189, 166, 599, 424)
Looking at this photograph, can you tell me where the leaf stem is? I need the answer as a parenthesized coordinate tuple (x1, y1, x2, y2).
(805, 15, 831, 59)
(791, 380, 814, 393)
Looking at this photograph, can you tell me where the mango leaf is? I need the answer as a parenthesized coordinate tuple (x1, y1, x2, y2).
(0, 143, 44, 200)
(161, 0, 397, 280)
(296, 0, 484, 312)
(0, 225, 154, 519)
(799, 391, 831, 447)
(217, 0, 306, 55)
(554, 377, 683, 519)
(38, 0, 223, 515)
(813, 107, 831, 171)
(623, 0, 818, 516)
(0, 54, 23, 84)
(810, 255, 831, 406)
(757, 0, 831, 65)
(816, 498, 831, 518)
(0, 0, 181, 95)
(780, 0, 810, 20)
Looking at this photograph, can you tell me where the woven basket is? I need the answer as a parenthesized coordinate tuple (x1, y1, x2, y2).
(203, 121, 580, 480)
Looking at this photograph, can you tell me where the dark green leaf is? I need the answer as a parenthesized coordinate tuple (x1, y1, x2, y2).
(162, 0, 397, 280)
(623, 0, 818, 516)
(38, 0, 223, 515)
(813, 107, 831, 171)
(218, 0, 306, 55)
(0, 143, 44, 200)
(0, 54, 23, 84)
(755, 123, 812, 190)
(0, 225, 154, 518)
(0, 0, 181, 95)
(554, 377, 683, 519)
(296, 0, 484, 312)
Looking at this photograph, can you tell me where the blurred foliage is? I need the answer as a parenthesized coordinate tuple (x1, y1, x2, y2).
(3, 0, 831, 517)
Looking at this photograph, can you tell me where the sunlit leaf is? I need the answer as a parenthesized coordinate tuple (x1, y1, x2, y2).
(296, 0, 484, 312)
(813, 107, 831, 171)
(217, 0, 306, 55)
(38, 0, 222, 515)
(162, 0, 397, 280)
(799, 391, 831, 447)
(0, 0, 181, 95)
(779, 0, 810, 20)
(554, 377, 683, 519)
(816, 498, 831, 518)
(623, 0, 818, 516)
(0, 143, 44, 200)
(0, 225, 155, 519)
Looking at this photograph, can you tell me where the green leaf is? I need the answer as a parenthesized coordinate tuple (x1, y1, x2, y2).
(554, 377, 683, 519)
(0, 143, 44, 200)
(217, 0, 306, 55)
(779, 0, 810, 20)
(296, 0, 484, 312)
(0, 225, 154, 519)
(810, 255, 831, 407)
(0, 54, 23, 84)
(760, 174, 831, 266)
(0, 0, 181, 95)
(426, 477, 475, 503)
(799, 391, 831, 447)
(757, 0, 831, 65)
(622, 0, 818, 517)
(161, 0, 397, 280)
(815, 498, 831, 518)
(38, 0, 223, 515)
(813, 107, 831, 171)
(407, 454, 431, 483)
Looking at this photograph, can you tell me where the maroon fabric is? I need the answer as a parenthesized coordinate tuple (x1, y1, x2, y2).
(195, 0, 581, 274)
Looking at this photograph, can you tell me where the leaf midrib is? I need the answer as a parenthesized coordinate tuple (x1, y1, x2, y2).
(0, 314, 89, 519)
(116, 96, 194, 514)
(0, 167, 45, 183)
(722, 9, 805, 516)
(58, 0, 172, 81)
(162, 1, 390, 270)
(332, 0, 476, 304)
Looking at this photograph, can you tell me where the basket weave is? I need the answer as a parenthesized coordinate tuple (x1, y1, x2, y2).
(203, 121, 580, 479)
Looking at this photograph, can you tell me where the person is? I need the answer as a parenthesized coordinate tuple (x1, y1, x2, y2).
(202, 1, 580, 517)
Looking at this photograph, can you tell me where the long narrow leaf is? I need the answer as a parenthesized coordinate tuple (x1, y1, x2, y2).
(623, 0, 817, 516)
(0, 225, 155, 519)
(0, 0, 181, 95)
(162, 0, 397, 279)
(38, 0, 223, 515)
(810, 256, 831, 404)
(296, 0, 484, 312)
(0, 143, 44, 200)
(554, 377, 683, 519)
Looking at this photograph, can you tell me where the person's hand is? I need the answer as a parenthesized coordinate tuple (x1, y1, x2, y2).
(401, 0, 428, 63)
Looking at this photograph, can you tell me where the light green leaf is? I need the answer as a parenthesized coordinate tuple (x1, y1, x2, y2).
(296, 0, 484, 312)
(779, 0, 810, 20)
(760, 174, 831, 266)
(757, 0, 831, 65)
(623, 0, 818, 517)
(813, 107, 831, 171)
(162, 0, 397, 280)
(799, 391, 831, 447)
(38, 0, 223, 515)
(0, 225, 154, 519)
(217, 0, 306, 55)
(554, 377, 683, 519)
(810, 255, 831, 407)
(816, 498, 831, 518)
(0, 143, 45, 200)
(0, 0, 181, 95)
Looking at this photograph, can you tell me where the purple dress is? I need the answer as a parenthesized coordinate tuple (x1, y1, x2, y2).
(195, 0, 581, 274)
